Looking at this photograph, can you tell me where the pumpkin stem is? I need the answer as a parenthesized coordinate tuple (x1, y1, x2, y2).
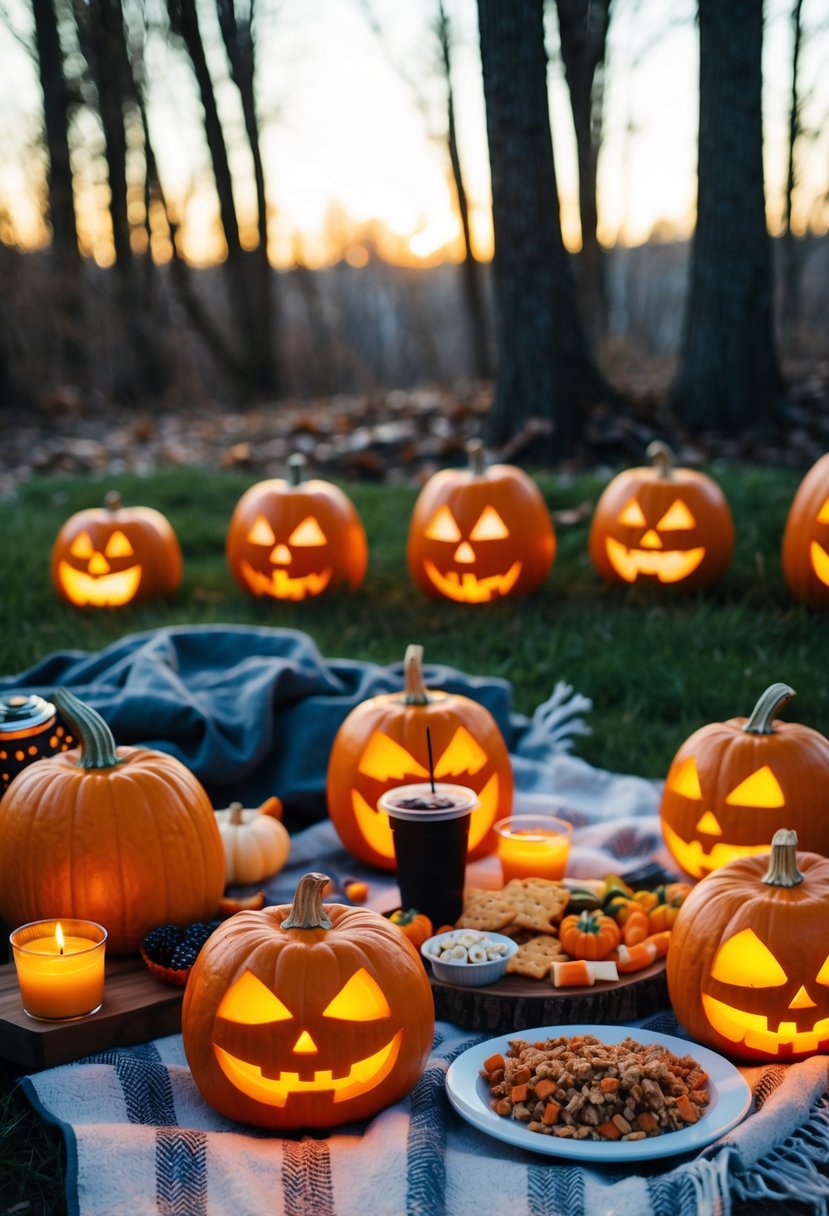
(743, 683, 796, 735)
(281, 873, 333, 930)
(762, 829, 804, 887)
(104, 490, 122, 512)
(402, 644, 431, 706)
(52, 687, 122, 770)
(646, 441, 675, 479)
(229, 801, 245, 826)
(288, 454, 306, 487)
(466, 438, 486, 477)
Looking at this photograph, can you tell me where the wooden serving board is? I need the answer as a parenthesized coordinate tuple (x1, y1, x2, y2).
(429, 959, 668, 1034)
(0, 957, 183, 1072)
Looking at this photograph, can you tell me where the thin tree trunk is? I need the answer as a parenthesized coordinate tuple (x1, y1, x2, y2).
(477, 0, 606, 455)
(781, 0, 803, 338)
(670, 0, 784, 432)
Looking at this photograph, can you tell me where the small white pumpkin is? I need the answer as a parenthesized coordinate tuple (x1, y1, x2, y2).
(214, 799, 290, 885)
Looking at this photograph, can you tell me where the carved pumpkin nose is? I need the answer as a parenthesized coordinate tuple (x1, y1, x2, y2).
(788, 985, 817, 1011)
(270, 544, 292, 566)
(639, 530, 663, 549)
(87, 552, 111, 575)
(453, 542, 476, 564)
(695, 810, 722, 836)
(292, 1030, 318, 1053)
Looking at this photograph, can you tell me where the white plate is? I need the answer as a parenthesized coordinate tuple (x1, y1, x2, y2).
(445, 1023, 751, 1163)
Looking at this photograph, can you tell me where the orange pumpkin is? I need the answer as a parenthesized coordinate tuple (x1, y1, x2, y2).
(51, 490, 182, 607)
(588, 442, 733, 590)
(0, 688, 225, 954)
(782, 452, 829, 610)
(326, 644, 513, 869)
(182, 872, 434, 1129)
(559, 910, 621, 960)
(659, 683, 829, 879)
(226, 455, 367, 601)
(667, 830, 829, 1063)
(407, 440, 555, 603)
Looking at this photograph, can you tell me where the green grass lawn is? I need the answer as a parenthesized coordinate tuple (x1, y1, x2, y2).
(0, 459, 825, 1213)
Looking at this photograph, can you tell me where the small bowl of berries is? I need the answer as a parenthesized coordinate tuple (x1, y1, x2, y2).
(140, 920, 222, 986)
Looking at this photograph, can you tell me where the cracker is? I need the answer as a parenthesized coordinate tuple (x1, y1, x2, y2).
(506, 934, 568, 980)
(502, 880, 569, 932)
(456, 892, 515, 932)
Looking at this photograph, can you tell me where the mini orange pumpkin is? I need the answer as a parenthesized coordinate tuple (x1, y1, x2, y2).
(667, 829, 829, 1062)
(226, 455, 368, 601)
(659, 683, 829, 879)
(782, 452, 829, 610)
(407, 440, 555, 603)
(51, 491, 182, 607)
(326, 644, 513, 869)
(588, 442, 734, 590)
(182, 872, 434, 1129)
(0, 688, 225, 953)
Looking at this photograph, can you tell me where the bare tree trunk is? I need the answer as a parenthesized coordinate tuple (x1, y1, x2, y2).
(555, 0, 610, 345)
(780, 0, 804, 340)
(670, 0, 784, 432)
(477, 0, 606, 455)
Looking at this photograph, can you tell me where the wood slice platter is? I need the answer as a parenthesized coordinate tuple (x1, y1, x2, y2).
(0, 957, 183, 1072)
(429, 959, 668, 1034)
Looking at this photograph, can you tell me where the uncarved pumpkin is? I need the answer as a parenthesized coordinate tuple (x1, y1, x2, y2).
(215, 800, 291, 885)
(0, 688, 225, 954)
(781, 452, 829, 610)
(182, 872, 434, 1129)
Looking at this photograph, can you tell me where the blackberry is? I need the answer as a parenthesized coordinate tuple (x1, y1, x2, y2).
(141, 924, 182, 967)
(169, 943, 200, 971)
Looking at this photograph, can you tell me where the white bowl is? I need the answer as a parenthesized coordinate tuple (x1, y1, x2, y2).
(420, 929, 518, 987)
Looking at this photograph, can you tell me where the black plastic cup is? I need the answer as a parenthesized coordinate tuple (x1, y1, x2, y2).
(378, 783, 478, 928)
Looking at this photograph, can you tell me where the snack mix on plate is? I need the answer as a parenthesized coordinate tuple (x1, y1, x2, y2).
(482, 1033, 709, 1140)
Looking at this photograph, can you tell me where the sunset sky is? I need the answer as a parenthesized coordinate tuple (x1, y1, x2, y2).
(0, 0, 826, 268)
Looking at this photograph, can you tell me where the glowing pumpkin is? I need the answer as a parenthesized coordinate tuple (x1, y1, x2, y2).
(406, 440, 555, 603)
(667, 829, 829, 1062)
(226, 455, 367, 601)
(182, 872, 434, 1129)
(0, 688, 225, 954)
(51, 491, 182, 607)
(326, 644, 512, 869)
(782, 452, 829, 610)
(588, 442, 733, 589)
(659, 683, 829, 879)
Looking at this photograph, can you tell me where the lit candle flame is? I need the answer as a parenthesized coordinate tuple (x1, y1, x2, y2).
(55, 922, 65, 955)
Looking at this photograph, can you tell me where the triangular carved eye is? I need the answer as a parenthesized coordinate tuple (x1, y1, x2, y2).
(656, 500, 696, 530)
(288, 516, 327, 546)
(666, 756, 702, 800)
(104, 530, 134, 558)
(247, 515, 276, 546)
(323, 968, 390, 1020)
(725, 765, 785, 808)
(357, 731, 428, 781)
(470, 506, 509, 541)
(70, 532, 95, 559)
(617, 499, 646, 527)
(710, 928, 788, 987)
(425, 506, 462, 543)
(816, 954, 829, 988)
(217, 971, 293, 1024)
(817, 497, 829, 524)
(433, 726, 488, 778)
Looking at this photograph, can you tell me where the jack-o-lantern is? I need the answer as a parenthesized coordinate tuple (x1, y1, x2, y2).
(588, 442, 733, 590)
(667, 830, 829, 1063)
(406, 440, 555, 603)
(659, 683, 829, 880)
(226, 455, 367, 601)
(51, 491, 182, 607)
(782, 452, 829, 610)
(182, 872, 434, 1129)
(326, 644, 512, 869)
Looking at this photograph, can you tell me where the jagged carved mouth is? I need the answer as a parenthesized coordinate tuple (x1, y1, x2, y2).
(213, 1029, 403, 1106)
(57, 561, 142, 606)
(240, 560, 332, 601)
(810, 541, 829, 587)
(702, 993, 829, 1055)
(661, 820, 770, 878)
(605, 538, 705, 584)
(422, 559, 521, 603)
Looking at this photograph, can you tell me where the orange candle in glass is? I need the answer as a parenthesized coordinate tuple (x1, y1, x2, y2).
(494, 815, 572, 883)
(10, 919, 107, 1020)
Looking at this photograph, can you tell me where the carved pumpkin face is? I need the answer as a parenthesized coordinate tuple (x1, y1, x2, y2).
(51, 494, 182, 608)
(226, 463, 367, 602)
(182, 876, 434, 1129)
(660, 684, 829, 879)
(782, 452, 829, 610)
(667, 833, 829, 1062)
(407, 444, 555, 604)
(327, 645, 513, 869)
(589, 444, 733, 590)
